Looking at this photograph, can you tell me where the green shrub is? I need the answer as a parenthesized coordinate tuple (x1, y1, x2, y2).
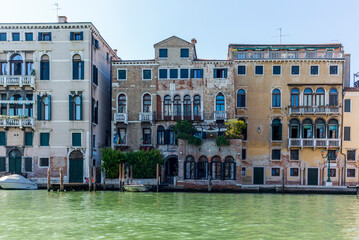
(216, 135, 230, 147)
(173, 119, 201, 146)
(225, 119, 246, 139)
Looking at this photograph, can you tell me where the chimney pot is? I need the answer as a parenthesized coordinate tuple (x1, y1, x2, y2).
(58, 16, 68, 23)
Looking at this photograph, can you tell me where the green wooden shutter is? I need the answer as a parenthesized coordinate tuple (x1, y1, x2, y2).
(69, 95, 73, 120)
(224, 68, 228, 78)
(80, 61, 84, 80)
(37, 95, 42, 120)
(70, 32, 74, 40)
(80, 32, 83, 40)
(200, 69, 203, 78)
(279, 123, 282, 140)
(25, 132, 33, 146)
(79, 95, 83, 120)
(213, 69, 217, 78)
(0, 132, 5, 146)
(40, 61, 43, 79)
(40, 133, 49, 146)
(48, 95, 51, 120)
(38, 32, 42, 41)
(344, 99, 351, 112)
(48, 32, 52, 41)
(72, 133, 81, 146)
(190, 69, 194, 78)
(233, 162, 236, 180)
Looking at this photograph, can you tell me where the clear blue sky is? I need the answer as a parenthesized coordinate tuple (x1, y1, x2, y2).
(2, 0, 358, 83)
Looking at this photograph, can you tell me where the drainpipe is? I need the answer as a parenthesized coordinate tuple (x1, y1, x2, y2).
(89, 31, 94, 180)
(340, 61, 347, 186)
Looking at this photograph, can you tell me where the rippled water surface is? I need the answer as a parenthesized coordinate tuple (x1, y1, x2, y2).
(0, 191, 359, 239)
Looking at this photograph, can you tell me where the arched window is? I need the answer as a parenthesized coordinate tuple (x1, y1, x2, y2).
(224, 156, 236, 180)
(211, 156, 222, 180)
(237, 89, 246, 108)
(168, 126, 175, 145)
(315, 88, 325, 106)
(289, 119, 300, 138)
(9, 94, 23, 116)
(72, 54, 84, 80)
(184, 156, 195, 179)
(25, 94, 33, 117)
(193, 95, 201, 121)
(40, 54, 50, 80)
(143, 94, 151, 113)
(164, 95, 172, 120)
(173, 95, 181, 120)
(183, 95, 191, 120)
(302, 118, 313, 138)
(197, 156, 208, 180)
(10, 54, 23, 75)
(303, 88, 313, 106)
(291, 89, 299, 107)
(157, 126, 165, 145)
(238, 118, 247, 140)
(216, 93, 225, 111)
(272, 89, 281, 107)
(118, 94, 126, 113)
(272, 119, 282, 141)
(41, 95, 51, 120)
(329, 88, 338, 106)
(328, 119, 338, 139)
(315, 119, 326, 138)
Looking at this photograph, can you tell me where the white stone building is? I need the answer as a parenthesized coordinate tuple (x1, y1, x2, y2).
(0, 17, 117, 183)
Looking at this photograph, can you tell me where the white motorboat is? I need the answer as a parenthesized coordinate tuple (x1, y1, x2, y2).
(0, 174, 38, 190)
(124, 184, 151, 192)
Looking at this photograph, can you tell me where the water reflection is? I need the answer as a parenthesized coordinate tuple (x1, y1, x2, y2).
(0, 191, 358, 239)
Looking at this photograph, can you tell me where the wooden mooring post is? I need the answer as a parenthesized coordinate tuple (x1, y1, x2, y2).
(103, 168, 106, 190)
(156, 163, 159, 192)
(93, 166, 96, 192)
(208, 175, 212, 192)
(130, 165, 133, 184)
(119, 164, 122, 191)
(121, 163, 125, 192)
(59, 168, 64, 192)
(47, 168, 51, 192)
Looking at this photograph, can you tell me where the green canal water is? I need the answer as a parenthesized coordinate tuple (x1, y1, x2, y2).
(0, 191, 358, 239)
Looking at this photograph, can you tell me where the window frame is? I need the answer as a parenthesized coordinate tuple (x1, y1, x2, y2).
(213, 68, 227, 79)
(72, 132, 82, 147)
(142, 128, 152, 145)
(272, 65, 281, 76)
(272, 88, 281, 108)
(0, 33, 6, 41)
(310, 65, 319, 75)
(344, 126, 351, 141)
(254, 65, 264, 75)
(237, 65, 246, 75)
(344, 99, 351, 112)
(12, 32, 20, 41)
(347, 169, 356, 178)
(271, 149, 281, 161)
(237, 89, 246, 108)
(38, 156, 50, 168)
(329, 65, 339, 76)
(118, 128, 127, 145)
(271, 167, 281, 177)
(180, 48, 189, 58)
(180, 69, 189, 79)
(24, 157, 33, 172)
(347, 150, 356, 161)
(242, 148, 247, 160)
(159, 48, 168, 58)
(40, 132, 50, 147)
(290, 149, 299, 161)
(142, 69, 152, 80)
(290, 168, 299, 177)
(169, 69, 178, 79)
(117, 69, 127, 81)
(291, 65, 300, 76)
(159, 69, 168, 79)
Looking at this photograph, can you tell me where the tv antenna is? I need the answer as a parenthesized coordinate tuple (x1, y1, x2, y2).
(54, 2, 61, 17)
(276, 28, 289, 44)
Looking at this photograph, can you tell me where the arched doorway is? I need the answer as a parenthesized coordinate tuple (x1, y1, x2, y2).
(9, 149, 22, 174)
(164, 155, 178, 184)
(69, 150, 83, 183)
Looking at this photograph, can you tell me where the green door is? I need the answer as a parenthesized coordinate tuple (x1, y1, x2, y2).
(253, 167, 264, 184)
(69, 158, 83, 183)
(308, 168, 318, 185)
(9, 157, 21, 174)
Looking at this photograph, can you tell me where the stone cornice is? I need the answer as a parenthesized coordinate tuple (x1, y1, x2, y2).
(0, 23, 92, 30)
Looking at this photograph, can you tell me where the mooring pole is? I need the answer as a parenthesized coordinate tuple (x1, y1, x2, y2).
(103, 168, 106, 190)
(121, 163, 125, 192)
(282, 169, 285, 193)
(47, 168, 51, 192)
(156, 163, 159, 192)
(59, 168, 64, 192)
(93, 166, 96, 192)
(118, 163, 122, 191)
(208, 175, 212, 192)
(130, 165, 133, 183)
(88, 167, 92, 191)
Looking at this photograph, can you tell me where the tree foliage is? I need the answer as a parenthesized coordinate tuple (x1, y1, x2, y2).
(101, 148, 164, 179)
(225, 119, 246, 139)
(215, 135, 230, 147)
(173, 119, 202, 146)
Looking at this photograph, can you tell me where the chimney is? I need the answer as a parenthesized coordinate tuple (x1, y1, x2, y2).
(191, 38, 197, 45)
(114, 49, 118, 55)
(58, 16, 68, 23)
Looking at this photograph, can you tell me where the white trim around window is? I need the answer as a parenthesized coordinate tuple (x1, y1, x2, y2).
(38, 156, 50, 168)
(309, 65, 320, 76)
(329, 64, 339, 76)
(270, 148, 282, 161)
(290, 65, 300, 76)
(117, 68, 127, 81)
(271, 87, 282, 109)
(237, 65, 246, 76)
(142, 68, 152, 81)
(254, 65, 264, 76)
(272, 65, 282, 76)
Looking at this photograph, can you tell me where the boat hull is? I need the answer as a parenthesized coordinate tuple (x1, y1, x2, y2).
(124, 185, 151, 192)
(0, 174, 38, 190)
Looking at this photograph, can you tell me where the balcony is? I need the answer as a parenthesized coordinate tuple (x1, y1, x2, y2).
(214, 111, 226, 121)
(233, 50, 344, 60)
(157, 111, 203, 121)
(0, 117, 35, 128)
(0, 75, 35, 88)
(114, 113, 128, 124)
(289, 106, 340, 115)
(288, 138, 341, 148)
(139, 112, 154, 122)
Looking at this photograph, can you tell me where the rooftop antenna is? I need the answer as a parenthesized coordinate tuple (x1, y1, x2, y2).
(276, 28, 289, 44)
(54, 2, 61, 18)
